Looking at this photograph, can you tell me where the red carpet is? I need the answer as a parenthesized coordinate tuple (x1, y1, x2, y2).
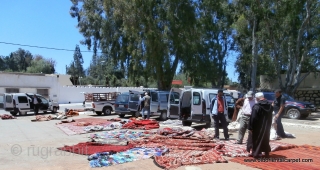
(230, 145, 320, 170)
(122, 119, 160, 130)
(57, 142, 135, 155)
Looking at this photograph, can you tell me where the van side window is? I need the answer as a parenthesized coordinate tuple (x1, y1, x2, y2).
(151, 92, 158, 102)
(159, 94, 168, 102)
(173, 93, 180, 104)
(193, 92, 201, 105)
(18, 96, 29, 103)
(6, 95, 12, 103)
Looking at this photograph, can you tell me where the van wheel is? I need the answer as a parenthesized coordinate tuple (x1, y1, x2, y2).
(132, 111, 140, 118)
(160, 111, 167, 121)
(10, 111, 17, 116)
(52, 107, 58, 113)
(119, 114, 125, 118)
(95, 111, 102, 116)
(182, 121, 192, 126)
(103, 107, 112, 115)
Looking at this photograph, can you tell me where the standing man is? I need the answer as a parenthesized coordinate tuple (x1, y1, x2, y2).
(211, 89, 229, 140)
(235, 91, 257, 144)
(33, 94, 41, 115)
(231, 94, 246, 122)
(140, 92, 151, 119)
(273, 89, 286, 138)
(248, 92, 273, 158)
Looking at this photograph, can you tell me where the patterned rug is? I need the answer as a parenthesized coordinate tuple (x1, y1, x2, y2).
(55, 118, 112, 135)
(230, 145, 320, 170)
(57, 142, 135, 155)
(88, 147, 167, 168)
(214, 139, 298, 157)
(122, 119, 160, 130)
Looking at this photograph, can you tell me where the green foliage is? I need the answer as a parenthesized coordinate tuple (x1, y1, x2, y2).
(26, 55, 56, 74)
(0, 49, 56, 74)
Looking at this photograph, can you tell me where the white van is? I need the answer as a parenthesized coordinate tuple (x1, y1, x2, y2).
(0, 93, 59, 116)
(167, 87, 235, 127)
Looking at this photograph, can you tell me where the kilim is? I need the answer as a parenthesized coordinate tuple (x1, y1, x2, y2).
(57, 142, 135, 155)
(230, 145, 320, 170)
(122, 119, 160, 130)
(55, 118, 112, 135)
(154, 149, 227, 170)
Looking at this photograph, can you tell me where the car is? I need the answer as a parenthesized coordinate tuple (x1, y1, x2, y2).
(114, 91, 142, 118)
(83, 92, 120, 116)
(0, 92, 59, 116)
(261, 91, 316, 119)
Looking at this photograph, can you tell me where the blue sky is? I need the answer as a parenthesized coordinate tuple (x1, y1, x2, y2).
(0, 0, 238, 82)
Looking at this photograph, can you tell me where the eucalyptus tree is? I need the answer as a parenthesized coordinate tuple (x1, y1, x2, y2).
(70, 0, 198, 90)
(259, 0, 320, 95)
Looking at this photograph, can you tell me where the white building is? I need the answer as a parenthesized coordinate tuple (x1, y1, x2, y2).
(0, 72, 153, 104)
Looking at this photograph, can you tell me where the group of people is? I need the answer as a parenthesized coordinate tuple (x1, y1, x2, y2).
(211, 89, 286, 158)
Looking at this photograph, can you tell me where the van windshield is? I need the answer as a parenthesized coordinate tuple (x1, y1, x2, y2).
(116, 95, 129, 103)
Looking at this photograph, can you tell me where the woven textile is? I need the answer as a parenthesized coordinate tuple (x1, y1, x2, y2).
(55, 118, 112, 135)
(214, 139, 298, 157)
(154, 149, 227, 170)
(88, 147, 167, 168)
(57, 142, 135, 155)
(122, 119, 159, 130)
(230, 145, 320, 170)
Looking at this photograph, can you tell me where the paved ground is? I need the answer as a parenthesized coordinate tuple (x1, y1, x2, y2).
(0, 104, 320, 170)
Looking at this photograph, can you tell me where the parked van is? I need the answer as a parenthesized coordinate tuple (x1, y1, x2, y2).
(167, 87, 234, 127)
(115, 90, 143, 118)
(146, 90, 180, 120)
(0, 93, 59, 116)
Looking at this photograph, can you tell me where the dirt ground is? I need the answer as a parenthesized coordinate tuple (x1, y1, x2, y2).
(0, 111, 319, 170)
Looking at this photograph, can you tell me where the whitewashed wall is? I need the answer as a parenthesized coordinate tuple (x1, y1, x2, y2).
(0, 73, 157, 104)
(57, 86, 156, 103)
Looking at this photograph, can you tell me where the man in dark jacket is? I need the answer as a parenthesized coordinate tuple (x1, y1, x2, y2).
(32, 94, 41, 115)
(247, 92, 273, 158)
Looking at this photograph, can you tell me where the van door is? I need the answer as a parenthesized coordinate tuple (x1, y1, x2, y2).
(150, 91, 158, 113)
(38, 96, 49, 110)
(5, 94, 14, 110)
(128, 93, 140, 111)
(0, 93, 4, 109)
(191, 89, 202, 115)
(16, 95, 30, 111)
(168, 88, 181, 118)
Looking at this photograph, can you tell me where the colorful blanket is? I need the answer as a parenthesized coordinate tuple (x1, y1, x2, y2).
(57, 142, 135, 155)
(89, 130, 154, 142)
(88, 147, 167, 168)
(122, 119, 160, 130)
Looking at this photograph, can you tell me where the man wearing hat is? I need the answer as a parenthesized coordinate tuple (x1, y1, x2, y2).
(247, 92, 273, 158)
(235, 91, 257, 144)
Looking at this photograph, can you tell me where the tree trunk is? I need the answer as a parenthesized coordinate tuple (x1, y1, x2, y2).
(251, 17, 258, 92)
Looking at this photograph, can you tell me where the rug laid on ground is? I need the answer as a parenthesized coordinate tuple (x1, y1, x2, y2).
(57, 142, 135, 155)
(55, 118, 113, 135)
(214, 139, 298, 157)
(88, 147, 167, 168)
(89, 130, 155, 142)
(130, 134, 227, 169)
(122, 119, 160, 130)
(1, 114, 16, 120)
(230, 145, 320, 170)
